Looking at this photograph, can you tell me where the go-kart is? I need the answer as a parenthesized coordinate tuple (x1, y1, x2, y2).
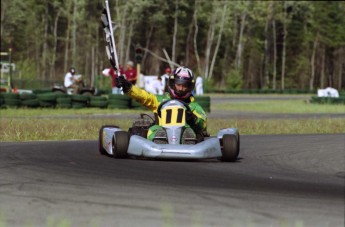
(99, 99, 240, 161)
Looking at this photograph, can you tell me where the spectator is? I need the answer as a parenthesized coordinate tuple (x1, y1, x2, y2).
(149, 76, 164, 95)
(124, 61, 137, 85)
(161, 67, 171, 92)
(195, 76, 204, 95)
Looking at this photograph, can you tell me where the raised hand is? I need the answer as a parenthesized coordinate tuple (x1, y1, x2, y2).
(115, 75, 132, 93)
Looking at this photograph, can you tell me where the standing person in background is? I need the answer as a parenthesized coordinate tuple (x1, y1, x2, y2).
(161, 67, 171, 92)
(124, 61, 137, 85)
(149, 76, 164, 95)
(195, 76, 204, 95)
(102, 66, 124, 94)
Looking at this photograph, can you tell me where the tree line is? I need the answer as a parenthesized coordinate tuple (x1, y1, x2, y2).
(1, 0, 344, 91)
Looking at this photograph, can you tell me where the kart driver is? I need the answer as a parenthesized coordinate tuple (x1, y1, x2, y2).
(116, 66, 207, 144)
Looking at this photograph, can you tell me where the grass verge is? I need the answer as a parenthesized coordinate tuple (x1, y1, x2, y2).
(1, 118, 344, 142)
(0, 94, 344, 142)
(213, 99, 345, 113)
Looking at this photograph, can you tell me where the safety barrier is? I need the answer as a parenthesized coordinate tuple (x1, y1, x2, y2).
(0, 93, 213, 112)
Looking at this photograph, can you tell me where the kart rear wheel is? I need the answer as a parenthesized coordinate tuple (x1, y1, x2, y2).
(98, 125, 119, 156)
(113, 131, 129, 159)
(221, 134, 239, 162)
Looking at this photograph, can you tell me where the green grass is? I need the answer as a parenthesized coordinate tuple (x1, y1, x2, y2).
(1, 118, 344, 142)
(213, 99, 345, 113)
(0, 107, 145, 118)
(0, 94, 344, 142)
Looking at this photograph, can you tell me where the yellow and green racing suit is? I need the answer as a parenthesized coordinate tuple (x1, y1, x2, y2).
(126, 86, 207, 140)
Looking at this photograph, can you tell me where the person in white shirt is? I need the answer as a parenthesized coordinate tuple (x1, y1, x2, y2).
(64, 67, 82, 94)
(148, 76, 164, 95)
(195, 76, 204, 95)
(64, 67, 76, 88)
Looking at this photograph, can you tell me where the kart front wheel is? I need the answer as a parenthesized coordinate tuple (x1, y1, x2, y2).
(221, 134, 239, 162)
(113, 131, 129, 159)
(99, 125, 119, 156)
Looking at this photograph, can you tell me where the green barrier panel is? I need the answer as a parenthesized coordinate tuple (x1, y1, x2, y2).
(22, 99, 40, 108)
(37, 93, 57, 102)
(4, 98, 21, 107)
(20, 93, 37, 100)
(56, 97, 72, 104)
(89, 100, 108, 108)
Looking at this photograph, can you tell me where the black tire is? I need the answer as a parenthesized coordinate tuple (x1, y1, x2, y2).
(98, 125, 119, 156)
(113, 131, 129, 159)
(221, 134, 239, 162)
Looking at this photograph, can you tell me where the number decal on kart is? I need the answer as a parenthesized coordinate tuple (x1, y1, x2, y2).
(161, 106, 185, 127)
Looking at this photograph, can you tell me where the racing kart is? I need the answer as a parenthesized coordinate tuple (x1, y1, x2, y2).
(99, 99, 240, 161)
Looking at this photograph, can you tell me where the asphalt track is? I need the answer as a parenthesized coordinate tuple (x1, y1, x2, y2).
(0, 134, 344, 227)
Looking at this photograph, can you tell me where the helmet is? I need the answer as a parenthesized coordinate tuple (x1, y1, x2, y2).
(69, 67, 75, 74)
(168, 66, 195, 99)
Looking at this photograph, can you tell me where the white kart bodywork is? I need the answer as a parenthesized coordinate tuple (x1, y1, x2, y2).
(101, 126, 239, 159)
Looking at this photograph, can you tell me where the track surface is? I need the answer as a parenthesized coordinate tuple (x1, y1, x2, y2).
(0, 134, 344, 227)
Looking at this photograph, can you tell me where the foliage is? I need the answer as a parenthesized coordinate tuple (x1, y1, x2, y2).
(1, 1, 344, 91)
(226, 69, 243, 90)
(15, 59, 37, 80)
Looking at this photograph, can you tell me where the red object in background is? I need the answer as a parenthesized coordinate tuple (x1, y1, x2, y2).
(124, 68, 137, 83)
(107, 66, 124, 88)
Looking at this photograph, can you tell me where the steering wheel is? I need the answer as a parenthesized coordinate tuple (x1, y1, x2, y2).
(140, 113, 155, 124)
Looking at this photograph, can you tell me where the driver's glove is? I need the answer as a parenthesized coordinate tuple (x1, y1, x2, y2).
(116, 75, 132, 93)
(185, 110, 197, 126)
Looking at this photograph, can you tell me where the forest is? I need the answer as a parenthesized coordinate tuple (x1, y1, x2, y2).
(1, 0, 345, 91)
